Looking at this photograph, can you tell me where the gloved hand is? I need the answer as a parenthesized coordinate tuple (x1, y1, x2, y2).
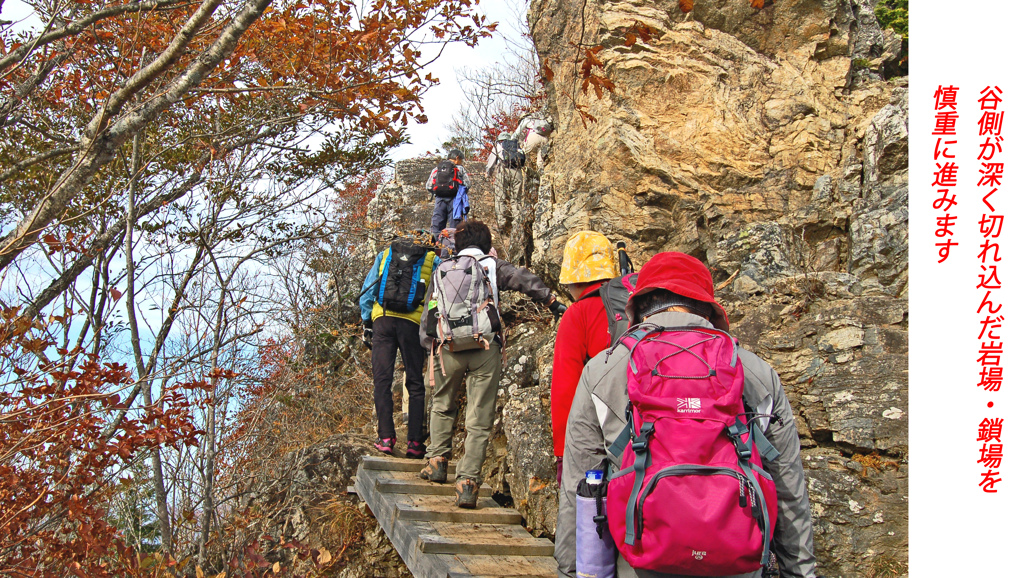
(548, 300, 567, 319)
(362, 320, 373, 350)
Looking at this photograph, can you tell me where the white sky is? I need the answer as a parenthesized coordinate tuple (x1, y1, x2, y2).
(389, 0, 528, 160)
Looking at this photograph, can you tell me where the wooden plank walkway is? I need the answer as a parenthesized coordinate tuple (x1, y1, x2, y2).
(355, 456, 558, 578)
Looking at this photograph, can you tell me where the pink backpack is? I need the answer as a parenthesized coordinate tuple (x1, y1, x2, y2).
(605, 323, 779, 575)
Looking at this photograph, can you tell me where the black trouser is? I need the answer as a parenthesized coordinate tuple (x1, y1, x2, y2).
(371, 316, 426, 442)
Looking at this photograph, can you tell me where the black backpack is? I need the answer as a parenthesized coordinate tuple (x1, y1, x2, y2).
(598, 272, 639, 343)
(431, 160, 461, 198)
(377, 239, 431, 313)
(500, 140, 527, 169)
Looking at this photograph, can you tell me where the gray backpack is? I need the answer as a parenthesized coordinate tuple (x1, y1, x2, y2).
(431, 254, 500, 351)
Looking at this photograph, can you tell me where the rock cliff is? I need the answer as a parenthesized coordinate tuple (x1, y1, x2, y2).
(525, 0, 907, 575)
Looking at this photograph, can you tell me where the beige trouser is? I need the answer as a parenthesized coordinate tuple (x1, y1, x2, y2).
(425, 344, 502, 483)
(492, 169, 529, 264)
(522, 132, 548, 171)
(493, 168, 524, 232)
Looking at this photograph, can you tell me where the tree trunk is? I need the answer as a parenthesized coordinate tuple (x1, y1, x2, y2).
(124, 132, 176, 556)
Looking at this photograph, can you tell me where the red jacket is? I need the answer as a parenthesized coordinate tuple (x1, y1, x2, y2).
(551, 282, 611, 457)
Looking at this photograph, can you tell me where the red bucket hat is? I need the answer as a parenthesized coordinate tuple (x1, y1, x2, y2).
(624, 252, 730, 330)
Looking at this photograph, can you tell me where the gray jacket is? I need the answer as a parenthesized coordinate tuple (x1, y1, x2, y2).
(556, 311, 816, 578)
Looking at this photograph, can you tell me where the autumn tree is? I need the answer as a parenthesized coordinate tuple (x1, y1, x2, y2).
(1, 0, 494, 573)
(1, 0, 494, 271)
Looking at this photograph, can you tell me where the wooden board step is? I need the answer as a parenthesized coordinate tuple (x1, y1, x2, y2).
(376, 476, 494, 498)
(448, 574, 556, 578)
(395, 495, 522, 524)
(361, 455, 434, 472)
(449, 553, 559, 577)
(419, 534, 553, 556)
(420, 522, 553, 557)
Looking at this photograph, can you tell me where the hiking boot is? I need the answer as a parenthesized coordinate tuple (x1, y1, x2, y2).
(418, 456, 448, 483)
(406, 440, 426, 460)
(374, 437, 395, 455)
(454, 478, 479, 509)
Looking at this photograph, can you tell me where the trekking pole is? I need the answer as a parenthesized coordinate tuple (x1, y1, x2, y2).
(357, 278, 380, 299)
(617, 241, 634, 276)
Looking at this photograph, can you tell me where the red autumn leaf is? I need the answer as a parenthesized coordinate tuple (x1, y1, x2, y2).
(750, 0, 765, 7)
(542, 61, 555, 82)
(679, 0, 694, 12)
(42, 233, 61, 254)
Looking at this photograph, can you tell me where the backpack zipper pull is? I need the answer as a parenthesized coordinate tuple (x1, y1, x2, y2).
(738, 478, 748, 508)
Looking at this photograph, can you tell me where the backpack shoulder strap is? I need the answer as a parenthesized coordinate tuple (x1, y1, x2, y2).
(609, 424, 631, 459)
(404, 250, 429, 311)
(377, 247, 393, 303)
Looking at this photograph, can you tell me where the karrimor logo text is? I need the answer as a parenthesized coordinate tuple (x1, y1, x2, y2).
(676, 398, 701, 413)
(692, 550, 707, 560)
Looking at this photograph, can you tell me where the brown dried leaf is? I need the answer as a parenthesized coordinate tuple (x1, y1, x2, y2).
(318, 548, 332, 565)
(679, 0, 694, 12)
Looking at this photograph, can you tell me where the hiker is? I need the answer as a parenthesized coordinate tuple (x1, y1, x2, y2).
(425, 149, 471, 237)
(436, 227, 457, 259)
(554, 252, 816, 578)
(512, 113, 553, 169)
(485, 133, 529, 262)
(359, 234, 440, 459)
(418, 219, 567, 508)
(550, 231, 634, 484)
(484, 132, 527, 179)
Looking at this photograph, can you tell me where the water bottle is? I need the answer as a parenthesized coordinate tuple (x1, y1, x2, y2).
(576, 469, 616, 578)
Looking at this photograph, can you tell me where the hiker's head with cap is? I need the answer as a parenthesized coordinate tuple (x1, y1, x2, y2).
(448, 149, 465, 163)
(559, 231, 617, 285)
(625, 252, 729, 330)
(497, 132, 513, 142)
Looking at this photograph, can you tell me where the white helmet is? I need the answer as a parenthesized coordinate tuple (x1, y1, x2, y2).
(497, 131, 513, 141)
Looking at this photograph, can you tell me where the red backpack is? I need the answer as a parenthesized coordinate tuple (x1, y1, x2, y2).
(605, 323, 779, 575)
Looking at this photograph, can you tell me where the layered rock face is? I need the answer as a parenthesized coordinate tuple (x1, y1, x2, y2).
(525, 0, 908, 575)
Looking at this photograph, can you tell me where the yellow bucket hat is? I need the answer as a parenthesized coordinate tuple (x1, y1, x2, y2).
(559, 231, 617, 284)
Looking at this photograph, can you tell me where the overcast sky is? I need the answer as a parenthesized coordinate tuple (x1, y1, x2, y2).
(390, 0, 529, 161)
